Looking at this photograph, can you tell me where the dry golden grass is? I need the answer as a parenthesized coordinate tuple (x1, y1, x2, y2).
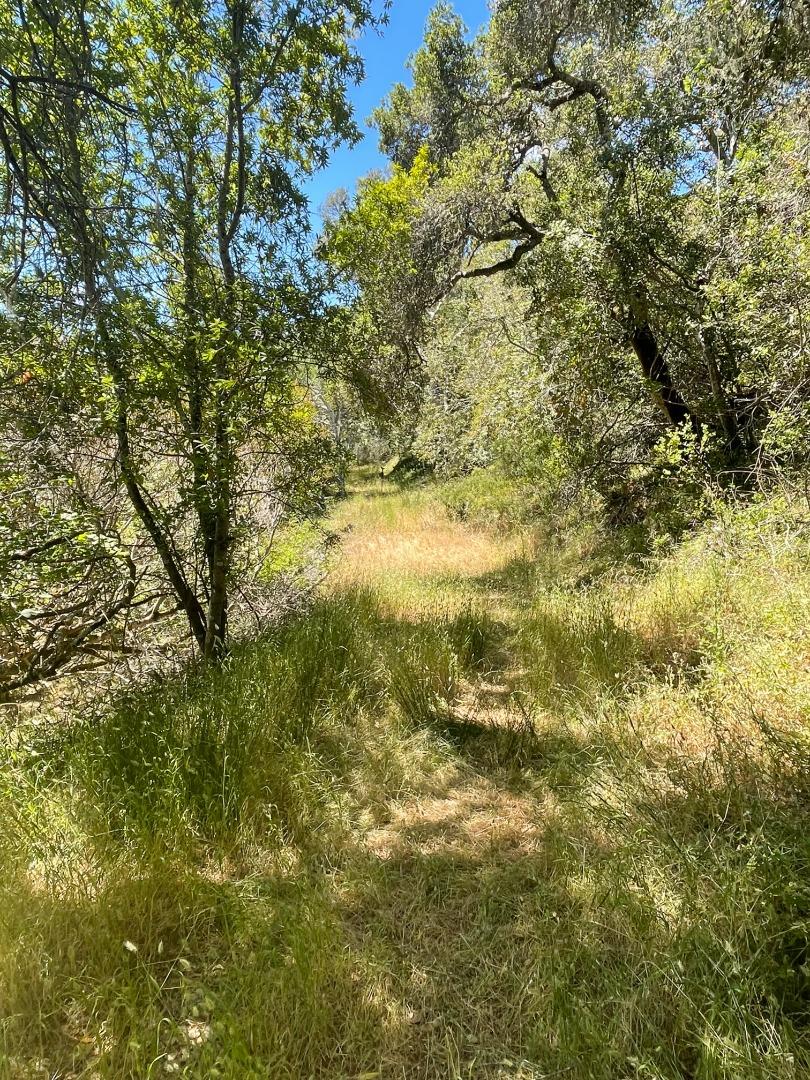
(364, 776, 551, 861)
(328, 476, 527, 621)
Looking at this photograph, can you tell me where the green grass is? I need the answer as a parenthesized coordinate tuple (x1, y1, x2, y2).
(2, 475, 810, 1077)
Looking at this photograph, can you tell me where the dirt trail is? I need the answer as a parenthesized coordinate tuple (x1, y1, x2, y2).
(329, 479, 548, 875)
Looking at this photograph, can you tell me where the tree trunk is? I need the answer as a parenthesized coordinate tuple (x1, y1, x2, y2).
(630, 320, 697, 429)
(108, 348, 208, 653)
(66, 93, 210, 654)
(204, 509, 229, 660)
(202, 0, 248, 661)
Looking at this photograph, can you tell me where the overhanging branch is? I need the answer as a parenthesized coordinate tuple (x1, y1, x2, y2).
(451, 209, 545, 284)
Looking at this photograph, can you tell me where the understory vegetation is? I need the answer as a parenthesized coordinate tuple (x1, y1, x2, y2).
(2, 470, 809, 1078)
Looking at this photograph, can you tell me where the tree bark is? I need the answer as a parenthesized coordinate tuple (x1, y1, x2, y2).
(629, 320, 698, 430)
(700, 320, 743, 458)
(202, 0, 249, 661)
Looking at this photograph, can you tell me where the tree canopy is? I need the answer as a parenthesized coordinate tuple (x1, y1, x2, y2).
(325, 0, 810, 517)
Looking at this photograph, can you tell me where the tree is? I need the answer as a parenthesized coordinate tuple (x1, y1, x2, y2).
(338, 0, 810, 487)
(371, 1, 482, 170)
(0, 0, 384, 692)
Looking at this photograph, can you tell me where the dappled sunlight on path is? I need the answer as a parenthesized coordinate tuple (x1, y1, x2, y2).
(364, 777, 554, 862)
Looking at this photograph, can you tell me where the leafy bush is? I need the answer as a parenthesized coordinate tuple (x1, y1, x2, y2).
(437, 468, 542, 527)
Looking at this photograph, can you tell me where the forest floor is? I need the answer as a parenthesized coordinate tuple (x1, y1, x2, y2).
(2, 469, 810, 1078)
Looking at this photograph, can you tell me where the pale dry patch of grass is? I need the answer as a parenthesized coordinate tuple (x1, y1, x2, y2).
(328, 481, 525, 619)
(364, 775, 551, 862)
(370, 523, 512, 579)
(453, 676, 524, 729)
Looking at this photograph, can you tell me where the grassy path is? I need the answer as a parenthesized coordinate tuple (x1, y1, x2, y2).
(2, 474, 809, 1078)
(327, 472, 539, 842)
(323, 475, 570, 1079)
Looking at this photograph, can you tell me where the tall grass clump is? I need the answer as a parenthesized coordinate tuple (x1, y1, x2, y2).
(30, 590, 387, 854)
(385, 604, 499, 725)
(386, 622, 459, 725)
(446, 603, 498, 671)
(514, 591, 640, 709)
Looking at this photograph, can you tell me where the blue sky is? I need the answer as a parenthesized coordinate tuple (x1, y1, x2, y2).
(305, 0, 490, 223)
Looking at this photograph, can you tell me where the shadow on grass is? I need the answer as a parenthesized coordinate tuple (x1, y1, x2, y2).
(428, 712, 606, 795)
(434, 552, 541, 604)
(438, 519, 652, 603)
(342, 486, 400, 501)
(332, 722, 810, 1079)
(0, 858, 397, 1080)
(18, 582, 636, 849)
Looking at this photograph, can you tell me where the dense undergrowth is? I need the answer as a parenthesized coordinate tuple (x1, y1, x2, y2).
(2, 469, 810, 1078)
